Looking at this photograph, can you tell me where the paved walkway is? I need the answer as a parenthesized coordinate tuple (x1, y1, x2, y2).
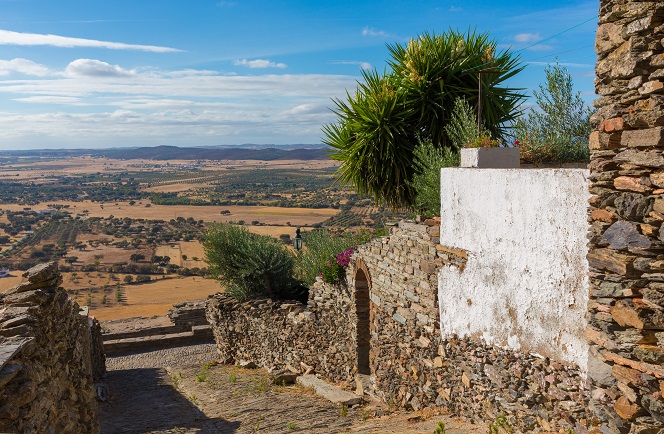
(99, 343, 483, 434)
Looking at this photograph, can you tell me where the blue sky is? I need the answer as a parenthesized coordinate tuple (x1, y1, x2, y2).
(0, 0, 597, 149)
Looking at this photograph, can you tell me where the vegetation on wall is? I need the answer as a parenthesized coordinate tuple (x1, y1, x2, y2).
(514, 62, 593, 164)
(324, 29, 524, 209)
(293, 229, 373, 287)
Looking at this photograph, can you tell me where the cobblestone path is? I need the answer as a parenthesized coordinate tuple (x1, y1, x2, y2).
(99, 343, 482, 434)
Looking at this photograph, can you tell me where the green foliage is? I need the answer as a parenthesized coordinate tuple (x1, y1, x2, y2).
(324, 29, 524, 209)
(409, 140, 459, 216)
(293, 229, 372, 286)
(434, 421, 446, 434)
(489, 413, 513, 434)
(513, 62, 593, 164)
(445, 97, 478, 149)
(203, 223, 304, 301)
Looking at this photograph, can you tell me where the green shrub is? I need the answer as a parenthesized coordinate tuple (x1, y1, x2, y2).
(294, 229, 372, 286)
(513, 62, 592, 164)
(409, 140, 459, 217)
(204, 223, 305, 301)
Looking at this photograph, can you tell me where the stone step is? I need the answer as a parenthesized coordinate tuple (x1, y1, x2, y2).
(103, 325, 214, 355)
(296, 374, 362, 406)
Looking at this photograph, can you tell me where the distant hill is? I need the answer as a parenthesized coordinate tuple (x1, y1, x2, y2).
(0, 145, 331, 161)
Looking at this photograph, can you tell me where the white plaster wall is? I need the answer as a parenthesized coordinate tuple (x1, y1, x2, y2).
(438, 168, 590, 371)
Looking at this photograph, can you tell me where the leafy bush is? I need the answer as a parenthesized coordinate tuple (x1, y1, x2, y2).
(409, 140, 459, 217)
(513, 62, 592, 164)
(294, 229, 372, 286)
(444, 97, 478, 149)
(204, 223, 305, 301)
(324, 29, 524, 209)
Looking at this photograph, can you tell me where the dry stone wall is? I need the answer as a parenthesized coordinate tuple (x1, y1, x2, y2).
(0, 262, 101, 434)
(588, 2, 664, 433)
(206, 278, 358, 385)
(356, 221, 589, 433)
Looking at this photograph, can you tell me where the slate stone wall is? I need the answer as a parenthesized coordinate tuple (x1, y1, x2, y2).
(588, 2, 664, 432)
(0, 262, 101, 434)
(356, 221, 589, 433)
(206, 278, 359, 386)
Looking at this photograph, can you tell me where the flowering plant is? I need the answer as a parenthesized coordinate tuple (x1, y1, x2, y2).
(320, 247, 354, 284)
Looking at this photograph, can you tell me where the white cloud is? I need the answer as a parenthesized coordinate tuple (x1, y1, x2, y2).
(526, 44, 554, 52)
(0, 29, 182, 52)
(0, 58, 53, 76)
(233, 59, 287, 69)
(361, 27, 392, 38)
(13, 95, 83, 104)
(0, 65, 358, 147)
(65, 59, 135, 78)
(449, 6, 463, 12)
(330, 61, 372, 70)
(514, 33, 540, 43)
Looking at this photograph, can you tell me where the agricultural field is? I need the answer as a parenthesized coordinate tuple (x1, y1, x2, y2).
(0, 151, 404, 319)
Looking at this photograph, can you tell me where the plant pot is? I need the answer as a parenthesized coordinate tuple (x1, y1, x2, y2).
(460, 147, 520, 168)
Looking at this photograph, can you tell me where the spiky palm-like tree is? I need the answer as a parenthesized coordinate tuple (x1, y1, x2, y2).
(324, 29, 525, 209)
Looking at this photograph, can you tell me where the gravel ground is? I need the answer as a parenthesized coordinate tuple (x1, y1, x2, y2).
(100, 343, 484, 434)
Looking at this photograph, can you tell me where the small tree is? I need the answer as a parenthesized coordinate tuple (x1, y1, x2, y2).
(123, 275, 133, 284)
(514, 62, 593, 163)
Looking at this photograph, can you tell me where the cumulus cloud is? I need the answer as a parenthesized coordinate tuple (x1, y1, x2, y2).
(330, 61, 372, 70)
(232, 59, 287, 69)
(0, 29, 182, 52)
(65, 59, 135, 78)
(514, 33, 541, 43)
(0, 58, 53, 76)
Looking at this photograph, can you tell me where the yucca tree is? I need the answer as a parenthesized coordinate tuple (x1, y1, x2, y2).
(324, 29, 525, 209)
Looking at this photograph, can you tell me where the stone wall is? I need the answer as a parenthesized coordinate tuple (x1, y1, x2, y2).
(0, 262, 100, 433)
(588, 2, 664, 432)
(169, 300, 209, 328)
(206, 278, 358, 385)
(355, 220, 589, 432)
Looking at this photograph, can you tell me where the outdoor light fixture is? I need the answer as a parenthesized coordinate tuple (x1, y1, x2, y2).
(293, 227, 303, 251)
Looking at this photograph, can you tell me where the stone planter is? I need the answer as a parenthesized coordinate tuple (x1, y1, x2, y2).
(460, 147, 520, 168)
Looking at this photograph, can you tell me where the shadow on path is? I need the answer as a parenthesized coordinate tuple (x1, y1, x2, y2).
(98, 368, 240, 434)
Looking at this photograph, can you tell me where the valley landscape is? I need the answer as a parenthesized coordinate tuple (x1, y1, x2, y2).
(0, 146, 401, 319)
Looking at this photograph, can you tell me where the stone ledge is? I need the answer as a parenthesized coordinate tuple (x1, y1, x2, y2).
(296, 375, 362, 406)
(104, 326, 214, 355)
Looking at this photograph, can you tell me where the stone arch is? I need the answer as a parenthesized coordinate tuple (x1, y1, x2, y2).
(354, 266, 371, 375)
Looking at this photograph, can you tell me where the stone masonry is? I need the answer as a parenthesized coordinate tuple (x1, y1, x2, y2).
(588, 2, 664, 433)
(355, 221, 589, 432)
(206, 277, 359, 386)
(206, 221, 590, 432)
(0, 262, 101, 433)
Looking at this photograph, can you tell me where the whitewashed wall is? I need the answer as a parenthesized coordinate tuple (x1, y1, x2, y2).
(438, 168, 590, 370)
